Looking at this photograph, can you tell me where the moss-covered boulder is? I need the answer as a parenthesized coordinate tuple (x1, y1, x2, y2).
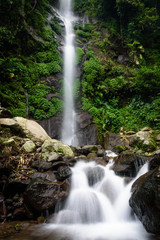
(41, 139, 74, 157)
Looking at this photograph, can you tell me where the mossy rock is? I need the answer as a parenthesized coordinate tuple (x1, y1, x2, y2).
(41, 139, 74, 157)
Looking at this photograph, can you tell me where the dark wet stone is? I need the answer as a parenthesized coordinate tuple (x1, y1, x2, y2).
(129, 167, 160, 235)
(56, 166, 72, 181)
(24, 178, 70, 212)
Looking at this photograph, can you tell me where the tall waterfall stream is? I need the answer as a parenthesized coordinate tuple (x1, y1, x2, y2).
(59, 0, 78, 146)
(37, 151, 151, 240)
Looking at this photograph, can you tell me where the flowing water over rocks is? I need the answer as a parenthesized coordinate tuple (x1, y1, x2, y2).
(31, 153, 152, 240)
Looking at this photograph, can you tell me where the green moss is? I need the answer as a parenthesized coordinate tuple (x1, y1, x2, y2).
(89, 146, 98, 153)
(116, 145, 127, 153)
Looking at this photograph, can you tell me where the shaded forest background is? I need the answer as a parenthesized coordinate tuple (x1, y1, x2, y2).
(0, 0, 160, 140)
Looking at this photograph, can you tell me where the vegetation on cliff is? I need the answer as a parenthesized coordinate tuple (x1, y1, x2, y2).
(74, 0, 160, 138)
(0, 0, 62, 119)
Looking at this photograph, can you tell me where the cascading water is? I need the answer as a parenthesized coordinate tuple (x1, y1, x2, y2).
(39, 152, 151, 240)
(59, 0, 78, 146)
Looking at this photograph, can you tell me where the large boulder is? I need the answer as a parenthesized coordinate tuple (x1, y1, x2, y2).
(129, 167, 160, 234)
(0, 117, 51, 143)
(14, 117, 51, 143)
(24, 178, 70, 212)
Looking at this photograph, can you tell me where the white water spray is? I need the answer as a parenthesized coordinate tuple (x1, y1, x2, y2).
(59, 0, 78, 146)
(40, 153, 150, 240)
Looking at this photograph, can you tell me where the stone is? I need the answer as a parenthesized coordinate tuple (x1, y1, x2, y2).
(31, 172, 56, 182)
(0, 118, 19, 128)
(31, 160, 53, 172)
(129, 130, 156, 152)
(149, 153, 160, 170)
(155, 133, 160, 141)
(56, 166, 72, 181)
(97, 149, 104, 157)
(23, 140, 36, 153)
(14, 117, 51, 143)
(0, 107, 12, 118)
(47, 152, 63, 162)
(103, 132, 129, 152)
(24, 178, 70, 212)
(87, 152, 97, 159)
(81, 145, 101, 155)
(129, 167, 160, 235)
(112, 151, 147, 177)
(41, 139, 74, 157)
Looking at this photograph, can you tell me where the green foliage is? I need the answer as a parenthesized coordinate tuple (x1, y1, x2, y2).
(75, 47, 85, 65)
(135, 66, 160, 96)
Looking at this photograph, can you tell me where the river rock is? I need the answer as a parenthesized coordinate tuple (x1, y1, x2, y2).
(129, 167, 160, 234)
(41, 139, 74, 157)
(112, 151, 146, 177)
(23, 140, 36, 153)
(24, 178, 70, 212)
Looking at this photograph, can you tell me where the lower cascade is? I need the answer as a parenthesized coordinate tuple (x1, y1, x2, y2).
(38, 153, 151, 240)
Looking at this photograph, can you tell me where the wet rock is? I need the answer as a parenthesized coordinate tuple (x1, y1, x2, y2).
(0, 107, 12, 118)
(104, 132, 129, 152)
(52, 161, 68, 170)
(24, 178, 70, 212)
(149, 153, 160, 170)
(23, 140, 36, 153)
(129, 167, 160, 234)
(112, 151, 146, 177)
(56, 166, 72, 181)
(85, 165, 105, 186)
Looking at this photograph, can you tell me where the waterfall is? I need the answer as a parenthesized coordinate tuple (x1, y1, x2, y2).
(39, 154, 151, 240)
(59, 0, 78, 146)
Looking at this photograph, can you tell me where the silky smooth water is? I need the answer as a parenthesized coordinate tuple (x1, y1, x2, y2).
(60, 0, 78, 146)
(39, 153, 151, 240)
